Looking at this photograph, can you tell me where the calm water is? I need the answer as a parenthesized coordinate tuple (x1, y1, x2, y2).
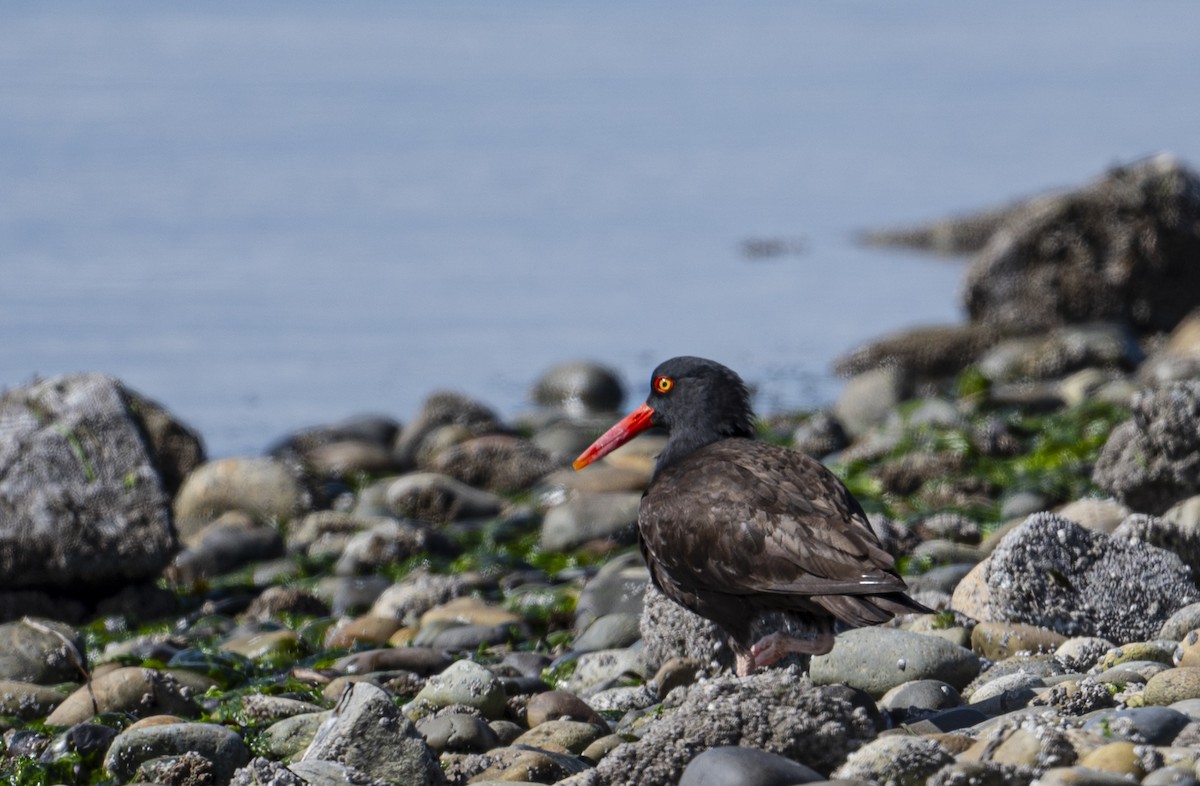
(3, 3, 1199, 456)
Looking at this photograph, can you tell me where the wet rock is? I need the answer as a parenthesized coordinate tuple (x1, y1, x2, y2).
(879, 679, 961, 723)
(525, 690, 607, 728)
(334, 518, 432, 576)
(834, 323, 1004, 380)
(416, 712, 500, 753)
(0, 373, 182, 592)
(516, 719, 608, 754)
(586, 667, 876, 786)
(574, 613, 641, 653)
(1094, 381, 1200, 515)
(243, 585, 330, 622)
(959, 513, 1198, 643)
(532, 361, 625, 416)
(105, 721, 250, 785)
(394, 391, 504, 469)
(834, 735, 955, 785)
(428, 434, 557, 492)
(381, 472, 503, 523)
(972, 621, 1068, 660)
(833, 366, 909, 439)
(790, 411, 848, 459)
(541, 492, 641, 551)
(0, 618, 86, 684)
(1083, 706, 1191, 744)
(1057, 498, 1131, 534)
(1141, 308, 1200, 386)
(259, 711, 329, 760)
(0, 679, 66, 720)
(46, 666, 200, 726)
(678, 745, 823, 786)
(410, 658, 506, 719)
(303, 681, 444, 785)
(268, 413, 401, 461)
(174, 456, 309, 537)
(169, 511, 286, 582)
(978, 323, 1143, 382)
(964, 154, 1200, 335)
(639, 582, 735, 672)
(574, 551, 649, 632)
(458, 744, 590, 783)
(370, 572, 487, 626)
(1054, 637, 1118, 672)
(1145, 668, 1200, 706)
(310, 575, 388, 618)
(812, 626, 979, 696)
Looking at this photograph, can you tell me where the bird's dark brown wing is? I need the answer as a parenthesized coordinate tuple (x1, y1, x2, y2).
(639, 438, 909, 603)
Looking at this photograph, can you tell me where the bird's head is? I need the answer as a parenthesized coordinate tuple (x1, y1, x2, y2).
(573, 356, 754, 471)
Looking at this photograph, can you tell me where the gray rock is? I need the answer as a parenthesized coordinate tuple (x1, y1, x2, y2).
(169, 511, 285, 582)
(1162, 603, 1200, 641)
(174, 456, 309, 536)
(0, 373, 182, 592)
(383, 472, 503, 523)
(1116, 512, 1200, 576)
(303, 681, 444, 785)
(0, 618, 86, 684)
(541, 492, 641, 551)
(1054, 637, 1117, 672)
(334, 518, 431, 576)
(981, 513, 1198, 643)
(879, 679, 961, 722)
(833, 322, 1003, 380)
(393, 391, 504, 469)
(105, 722, 250, 785)
(260, 711, 330, 760)
(370, 572, 483, 626)
(833, 735, 955, 785)
(416, 712, 501, 753)
(790, 411, 848, 459)
(964, 154, 1200, 335)
(46, 666, 200, 726)
(978, 322, 1143, 381)
(320, 575, 392, 617)
(0, 679, 66, 720)
(573, 613, 642, 653)
(833, 366, 909, 439)
(410, 658, 506, 719)
(1093, 381, 1200, 514)
(679, 745, 823, 786)
(428, 434, 557, 492)
(574, 551, 650, 632)
(1081, 706, 1191, 744)
(532, 361, 625, 416)
(810, 626, 980, 696)
(233, 757, 394, 786)
(587, 667, 877, 786)
(565, 648, 649, 695)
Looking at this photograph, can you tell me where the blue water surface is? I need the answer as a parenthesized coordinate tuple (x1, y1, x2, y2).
(3, 2, 1199, 455)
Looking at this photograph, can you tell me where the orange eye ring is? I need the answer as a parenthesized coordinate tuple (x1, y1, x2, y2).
(653, 376, 674, 394)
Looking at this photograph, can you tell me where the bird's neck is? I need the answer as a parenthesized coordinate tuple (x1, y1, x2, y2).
(655, 420, 754, 477)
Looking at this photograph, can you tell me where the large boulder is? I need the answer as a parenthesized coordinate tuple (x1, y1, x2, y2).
(964, 154, 1200, 335)
(1093, 380, 1200, 514)
(951, 513, 1197, 643)
(0, 373, 197, 594)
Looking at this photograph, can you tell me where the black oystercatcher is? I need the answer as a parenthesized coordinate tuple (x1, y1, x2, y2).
(573, 356, 929, 676)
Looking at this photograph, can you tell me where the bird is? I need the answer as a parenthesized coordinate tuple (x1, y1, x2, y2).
(573, 356, 930, 676)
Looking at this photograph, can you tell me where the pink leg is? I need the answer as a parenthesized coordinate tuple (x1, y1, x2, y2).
(749, 631, 834, 671)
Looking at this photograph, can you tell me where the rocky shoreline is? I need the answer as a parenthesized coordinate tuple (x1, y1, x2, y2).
(2, 154, 1200, 785)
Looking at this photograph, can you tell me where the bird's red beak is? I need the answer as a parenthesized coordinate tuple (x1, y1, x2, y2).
(572, 403, 656, 470)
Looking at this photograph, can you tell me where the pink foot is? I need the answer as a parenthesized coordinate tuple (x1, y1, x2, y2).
(748, 631, 834, 671)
